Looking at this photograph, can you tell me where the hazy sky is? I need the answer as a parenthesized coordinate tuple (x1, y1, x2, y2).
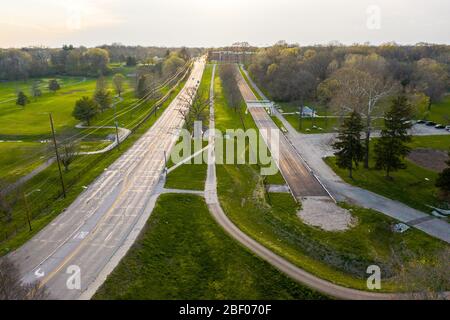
(1, 0, 449, 48)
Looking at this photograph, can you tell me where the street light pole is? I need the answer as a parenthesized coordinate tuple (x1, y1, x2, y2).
(113, 99, 121, 151)
(163, 151, 168, 174)
(22, 188, 40, 232)
(22, 192, 32, 232)
(298, 104, 304, 131)
(49, 113, 66, 198)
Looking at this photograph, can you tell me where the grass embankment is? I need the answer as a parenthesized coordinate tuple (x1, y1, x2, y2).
(94, 194, 325, 299)
(0, 75, 189, 255)
(214, 70, 449, 291)
(0, 142, 47, 182)
(325, 135, 450, 214)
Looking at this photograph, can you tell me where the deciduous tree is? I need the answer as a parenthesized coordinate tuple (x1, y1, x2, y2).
(72, 97, 98, 125)
(112, 73, 126, 97)
(16, 91, 29, 107)
(48, 79, 60, 92)
(415, 58, 448, 110)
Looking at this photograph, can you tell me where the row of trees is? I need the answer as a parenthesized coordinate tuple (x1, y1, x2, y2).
(334, 93, 450, 199)
(0, 47, 110, 80)
(134, 51, 188, 99)
(218, 64, 246, 129)
(16, 79, 60, 107)
(0, 45, 199, 81)
(248, 43, 449, 168)
(333, 96, 413, 179)
(98, 44, 200, 63)
(249, 43, 449, 107)
(72, 76, 114, 126)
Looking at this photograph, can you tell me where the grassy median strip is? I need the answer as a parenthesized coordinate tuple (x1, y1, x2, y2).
(94, 193, 325, 299)
(164, 64, 213, 191)
(214, 68, 449, 291)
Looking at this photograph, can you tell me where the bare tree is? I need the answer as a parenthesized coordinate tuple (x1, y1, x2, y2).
(178, 87, 210, 133)
(329, 67, 395, 168)
(112, 73, 126, 97)
(50, 132, 79, 172)
(0, 257, 49, 300)
(59, 140, 78, 172)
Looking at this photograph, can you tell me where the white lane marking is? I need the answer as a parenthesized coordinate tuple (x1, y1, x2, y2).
(73, 231, 89, 240)
(35, 268, 45, 278)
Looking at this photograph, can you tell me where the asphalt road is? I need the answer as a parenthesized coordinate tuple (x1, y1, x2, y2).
(235, 67, 328, 200)
(9, 58, 206, 299)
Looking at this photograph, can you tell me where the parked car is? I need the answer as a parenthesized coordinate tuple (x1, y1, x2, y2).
(435, 124, 445, 129)
(426, 121, 437, 126)
(446, 125, 450, 131)
(416, 120, 426, 124)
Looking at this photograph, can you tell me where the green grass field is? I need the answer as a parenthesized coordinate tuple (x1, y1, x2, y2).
(94, 194, 325, 300)
(325, 135, 450, 214)
(214, 69, 449, 291)
(283, 114, 340, 134)
(0, 74, 189, 255)
(0, 141, 47, 182)
(407, 135, 450, 151)
(0, 77, 99, 137)
(420, 96, 450, 125)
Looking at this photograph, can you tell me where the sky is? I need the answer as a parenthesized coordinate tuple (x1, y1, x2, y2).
(0, 0, 449, 48)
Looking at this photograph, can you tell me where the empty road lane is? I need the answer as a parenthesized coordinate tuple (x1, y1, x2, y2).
(236, 67, 329, 200)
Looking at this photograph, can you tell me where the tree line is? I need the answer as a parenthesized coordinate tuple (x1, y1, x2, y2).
(0, 45, 200, 81)
(248, 42, 449, 110)
(333, 95, 450, 200)
(0, 46, 110, 80)
(248, 42, 449, 169)
(218, 64, 246, 129)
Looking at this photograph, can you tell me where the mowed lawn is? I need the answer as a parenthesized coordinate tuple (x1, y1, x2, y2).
(0, 68, 138, 139)
(420, 95, 450, 125)
(0, 77, 98, 137)
(325, 135, 450, 214)
(214, 68, 449, 291)
(0, 141, 47, 182)
(94, 194, 325, 300)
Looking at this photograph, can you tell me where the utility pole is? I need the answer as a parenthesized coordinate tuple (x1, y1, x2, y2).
(22, 192, 32, 231)
(114, 121, 120, 150)
(163, 151, 168, 174)
(49, 113, 66, 198)
(311, 107, 315, 128)
(113, 98, 120, 150)
(298, 104, 304, 131)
